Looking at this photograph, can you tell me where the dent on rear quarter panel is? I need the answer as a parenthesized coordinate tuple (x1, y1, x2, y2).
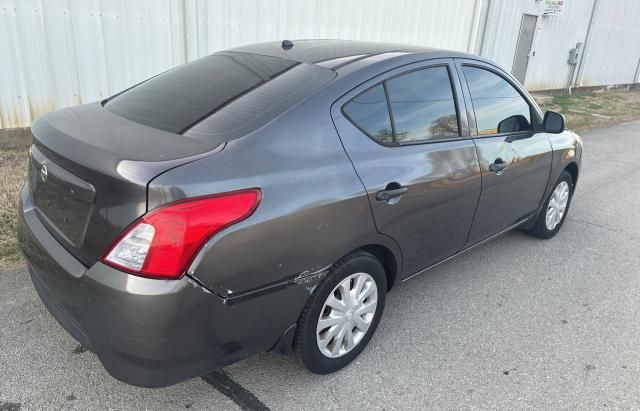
(147, 94, 398, 296)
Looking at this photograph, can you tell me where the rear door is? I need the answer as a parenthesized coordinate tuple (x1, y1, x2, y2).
(332, 59, 481, 276)
(455, 59, 552, 245)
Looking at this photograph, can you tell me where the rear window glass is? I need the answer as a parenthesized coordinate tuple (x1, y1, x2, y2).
(105, 52, 335, 137)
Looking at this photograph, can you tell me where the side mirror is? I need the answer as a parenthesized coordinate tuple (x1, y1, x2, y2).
(497, 114, 530, 133)
(543, 111, 566, 134)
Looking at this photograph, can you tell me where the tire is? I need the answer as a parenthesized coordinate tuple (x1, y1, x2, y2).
(294, 251, 387, 374)
(526, 170, 574, 239)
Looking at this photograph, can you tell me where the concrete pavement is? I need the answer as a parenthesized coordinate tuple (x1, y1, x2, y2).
(2, 120, 640, 409)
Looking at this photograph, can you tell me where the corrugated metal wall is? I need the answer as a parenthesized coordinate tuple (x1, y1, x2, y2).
(183, 0, 478, 59)
(577, 0, 640, 86)
(0, 0, 188, 129)
(1, 0, 639, 128)
(520, 0, 597, 90)
(481, 0, 640, 91)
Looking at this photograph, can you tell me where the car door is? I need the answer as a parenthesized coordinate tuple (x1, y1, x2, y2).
(331, 59, 481, 276)
(454, 59, 553, 245)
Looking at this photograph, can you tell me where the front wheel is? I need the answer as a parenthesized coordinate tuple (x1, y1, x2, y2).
(294, 251, 387, 374)
(526, 170, 574, 239)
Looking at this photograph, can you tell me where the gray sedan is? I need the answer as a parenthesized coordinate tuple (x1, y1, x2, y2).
(17, 39, 581, 387)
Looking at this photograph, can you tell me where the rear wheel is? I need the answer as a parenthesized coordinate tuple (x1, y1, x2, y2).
(526, 170, 574, 239)
(294, 251, 386, 374)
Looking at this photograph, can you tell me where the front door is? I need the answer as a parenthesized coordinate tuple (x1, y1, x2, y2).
(456, 61, 552, 245)
(332, 60, 481, 275)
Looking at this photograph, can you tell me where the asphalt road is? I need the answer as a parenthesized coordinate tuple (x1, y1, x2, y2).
(2, 121, 640, 410)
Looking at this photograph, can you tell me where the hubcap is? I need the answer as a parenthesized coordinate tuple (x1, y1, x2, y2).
(546, 181, 570, 230)
(316, 272, 378, 358)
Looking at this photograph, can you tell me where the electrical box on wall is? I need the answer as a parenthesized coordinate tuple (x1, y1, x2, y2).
(568, 42, 584, 65)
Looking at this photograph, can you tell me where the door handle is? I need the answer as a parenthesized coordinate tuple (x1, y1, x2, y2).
(489, 159, 507, 174)
(376, 183, 408, 202)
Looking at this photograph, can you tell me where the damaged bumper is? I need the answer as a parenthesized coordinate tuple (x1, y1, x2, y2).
(17, 185, 310, 387)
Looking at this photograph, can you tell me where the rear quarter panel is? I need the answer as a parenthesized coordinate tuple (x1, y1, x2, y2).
(148, 92, 401, 296)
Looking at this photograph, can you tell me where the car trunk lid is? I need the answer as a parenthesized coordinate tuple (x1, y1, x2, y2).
(28, 102, 223, 266)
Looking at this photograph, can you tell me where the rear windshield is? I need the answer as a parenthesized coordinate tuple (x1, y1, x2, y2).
(105, 52, 335, 137)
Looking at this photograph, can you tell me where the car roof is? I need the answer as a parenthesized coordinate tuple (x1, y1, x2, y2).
(229, 39, 477, 70)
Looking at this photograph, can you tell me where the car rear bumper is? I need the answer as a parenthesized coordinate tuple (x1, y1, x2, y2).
(17, 184, 302, 387)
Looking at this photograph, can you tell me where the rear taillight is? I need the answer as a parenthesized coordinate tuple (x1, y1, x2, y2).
(101, 189, 261, 279)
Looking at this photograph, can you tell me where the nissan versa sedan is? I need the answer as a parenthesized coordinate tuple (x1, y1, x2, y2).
(18, 40, 582, 387)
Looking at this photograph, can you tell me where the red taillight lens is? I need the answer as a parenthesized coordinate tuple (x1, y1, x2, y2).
(101, 189, 261, 279)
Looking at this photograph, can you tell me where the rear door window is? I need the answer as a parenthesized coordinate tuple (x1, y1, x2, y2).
(386, 66, 459, 143)
(342, 65, 460, 145)
(462, 66, 533, 135)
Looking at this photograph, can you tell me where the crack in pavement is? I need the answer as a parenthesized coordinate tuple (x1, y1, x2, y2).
(202, 370, 269, 411)
(566, 217, 640, 240)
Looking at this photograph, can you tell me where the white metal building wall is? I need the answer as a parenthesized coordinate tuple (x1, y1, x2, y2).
(0, 0, 188, 129)
(480, 0, 640, 91)
(1, 0, 640, 129)
(577, 0, 640, 87)
(184, 0, 478, 60)
(0, 0, 479, 129)
(521, 0, 598, 90)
